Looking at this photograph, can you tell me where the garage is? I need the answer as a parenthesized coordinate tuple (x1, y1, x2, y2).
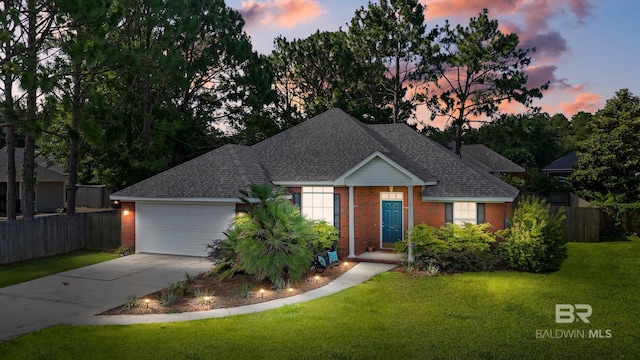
(135, 202, 235, 257)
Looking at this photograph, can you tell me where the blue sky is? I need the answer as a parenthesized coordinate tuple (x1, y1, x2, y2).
(226, 0, 640, 128)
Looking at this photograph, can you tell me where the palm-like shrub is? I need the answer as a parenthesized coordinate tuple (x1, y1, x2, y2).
(218, 184, 315, 286)
(497, 196, 567, 273)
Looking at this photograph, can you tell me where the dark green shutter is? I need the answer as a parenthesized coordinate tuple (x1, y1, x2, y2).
(477, 203, 485, 224)
(292, 193, 301, 208)
(334, 193, 341, 234)
(445, 203, 453, 223)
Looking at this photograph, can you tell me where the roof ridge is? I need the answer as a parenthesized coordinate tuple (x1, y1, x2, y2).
(226, 145, 253, 190)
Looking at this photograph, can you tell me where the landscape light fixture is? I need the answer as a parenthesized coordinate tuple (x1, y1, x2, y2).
(260, 289, 265, 300)
(145, 299, 150, 308)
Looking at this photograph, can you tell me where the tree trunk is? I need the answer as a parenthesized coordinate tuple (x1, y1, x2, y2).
(67, 60, 83, 214)
(392, 45, 401, 124)
(21, 0, 38, 218)
(3, 66, 17, 219)
(5, 125, 17, 220)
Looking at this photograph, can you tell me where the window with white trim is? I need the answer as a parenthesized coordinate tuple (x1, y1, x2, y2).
(301, 187, 334, 225)
(453, 202, 476, 225)
(445, 202, 486, 225)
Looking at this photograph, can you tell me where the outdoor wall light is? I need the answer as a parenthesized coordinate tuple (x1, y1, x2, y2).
(123, 207, 130, 216)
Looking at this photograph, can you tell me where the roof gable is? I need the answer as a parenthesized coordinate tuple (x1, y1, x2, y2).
(335, 152, 429, 186)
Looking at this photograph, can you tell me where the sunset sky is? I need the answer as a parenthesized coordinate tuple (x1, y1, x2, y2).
(226, 0, 639, 128)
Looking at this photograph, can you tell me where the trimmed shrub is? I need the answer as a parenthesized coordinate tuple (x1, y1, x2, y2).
(309, 220, 339, 254)
(497, 196, 567, 273)
(398, 222, 497, 272)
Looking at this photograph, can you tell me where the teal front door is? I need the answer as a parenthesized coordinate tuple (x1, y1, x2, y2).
(382, 200, 402, 248)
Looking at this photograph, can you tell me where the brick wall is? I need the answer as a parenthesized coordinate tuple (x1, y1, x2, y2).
(315, 185, 513, 257)
(335, 187, 349, 258)
(121, 202, 135, 249)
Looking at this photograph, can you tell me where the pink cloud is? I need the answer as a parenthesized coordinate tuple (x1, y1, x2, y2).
(239, 0, 325, 28)
(422, 0, 523, 20)
(560, 92, 603, 116)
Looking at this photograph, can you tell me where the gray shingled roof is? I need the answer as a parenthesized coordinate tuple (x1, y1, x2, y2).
(112, 108, 518, 200)
(543, 151, 577, 172)
(252, 109, 396, 181)
(0, 149, 67, 182)
(459, 144, 525, 173)
(368, 125, 519, 199)
(112, 144, 269, 199)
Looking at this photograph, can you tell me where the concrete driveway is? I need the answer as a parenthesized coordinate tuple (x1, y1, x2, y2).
(0, 253, 211, 341)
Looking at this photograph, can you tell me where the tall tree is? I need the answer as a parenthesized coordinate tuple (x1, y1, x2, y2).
(424, 9, 548, 154)
(40, 0, 264, 190)
(17, 0, 55, 217)
(269, 31, 387, 125)
(0, 0, 24, 219)
(570, 89, 640, 201)
(47, 0, 119, 213)
(348, 0, 432, 123)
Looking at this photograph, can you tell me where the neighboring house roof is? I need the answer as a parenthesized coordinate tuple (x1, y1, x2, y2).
(14, 147, 67, 175)
(543, 151, 578, 172)
(0, 149, 67, 182)
(444, 141, 525, 174)
(112, 108, 518, 202)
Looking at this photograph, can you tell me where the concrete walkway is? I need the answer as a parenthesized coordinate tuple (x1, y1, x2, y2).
(0, 255, 395, 340)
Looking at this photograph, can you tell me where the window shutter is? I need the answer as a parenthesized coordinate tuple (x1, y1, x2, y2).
(477, 203, 485, 224)
(445, 203, 453, 223)
(292, 193, 301, 208)
(334, 193, 341, 233)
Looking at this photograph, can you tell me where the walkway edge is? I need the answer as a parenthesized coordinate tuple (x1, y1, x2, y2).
(81, 262, 397, 326)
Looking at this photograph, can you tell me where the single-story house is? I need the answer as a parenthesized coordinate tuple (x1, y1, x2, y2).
(111, 109, 518, 258)
(0, 148, 67, 213)
(543, 151, 577, 179)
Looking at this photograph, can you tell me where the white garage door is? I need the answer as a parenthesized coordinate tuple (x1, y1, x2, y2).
(136, 202, 235, 257)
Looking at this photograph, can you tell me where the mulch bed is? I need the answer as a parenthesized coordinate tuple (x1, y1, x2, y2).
(100, 261, 353, 315)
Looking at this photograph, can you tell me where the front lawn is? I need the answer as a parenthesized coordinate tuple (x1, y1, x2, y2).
(0, 250, 119, 288)
(1, 238, 638, 359)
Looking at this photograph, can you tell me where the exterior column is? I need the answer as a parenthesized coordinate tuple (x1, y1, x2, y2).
(407, 185, 414, 262)
(348, 186, 355, 257)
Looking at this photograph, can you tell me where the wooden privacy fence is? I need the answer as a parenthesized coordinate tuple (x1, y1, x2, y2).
(551, 206, 601, 243)
(0, 210, 121, 265)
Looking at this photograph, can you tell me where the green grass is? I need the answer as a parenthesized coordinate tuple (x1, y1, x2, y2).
(0, 250, 119, 288)
(1, 238, 639, 359)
